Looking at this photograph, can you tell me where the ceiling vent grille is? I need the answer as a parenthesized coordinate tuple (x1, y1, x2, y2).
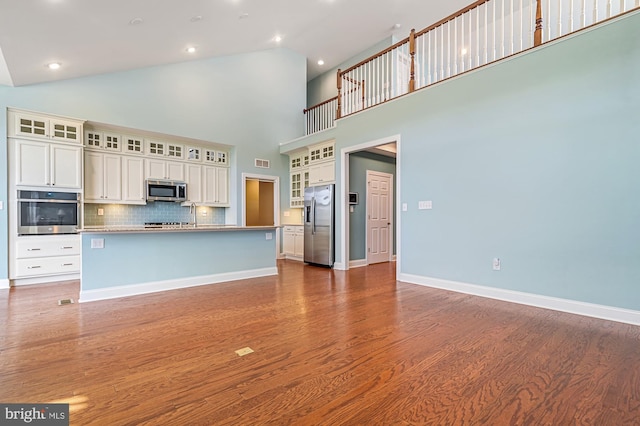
(255, 158, 270, 169)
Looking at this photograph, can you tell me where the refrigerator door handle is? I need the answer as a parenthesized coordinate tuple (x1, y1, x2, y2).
(312, 197, 316, 235)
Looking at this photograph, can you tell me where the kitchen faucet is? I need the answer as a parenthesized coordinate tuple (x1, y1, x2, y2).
(190, 202, 197, 227)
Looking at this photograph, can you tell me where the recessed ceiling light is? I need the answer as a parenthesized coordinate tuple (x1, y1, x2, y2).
(392, 23, 402, 30)
(48, 62, 61, 70)
(239, 13, 249, 19)
(129, 17, 143, 25)
(273, 35, 282, 43)
(186, 47, 197, 54)
(190, 15, 203, 22)
(317, 59, 325, 66)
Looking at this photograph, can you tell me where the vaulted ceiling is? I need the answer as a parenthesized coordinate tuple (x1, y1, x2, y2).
(0, 0, 470, 87)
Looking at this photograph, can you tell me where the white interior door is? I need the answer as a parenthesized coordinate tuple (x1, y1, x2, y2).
(367, 170, 393, 264)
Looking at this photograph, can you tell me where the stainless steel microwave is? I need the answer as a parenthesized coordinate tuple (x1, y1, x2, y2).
(146, 180, 187, 202)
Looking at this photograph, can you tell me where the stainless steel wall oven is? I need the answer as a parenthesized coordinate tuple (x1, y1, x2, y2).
(17, 190, 80, 235)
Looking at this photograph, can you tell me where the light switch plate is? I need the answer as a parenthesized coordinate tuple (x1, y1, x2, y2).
(418, 201, 433, 210)
(402, 203, 407, 212)
(0, 201, 3, 210)
(97, 208, 104, 216)
(266, 233, 273, 240)
(283, 211, 290, 217)
(493, 258, 501, 271)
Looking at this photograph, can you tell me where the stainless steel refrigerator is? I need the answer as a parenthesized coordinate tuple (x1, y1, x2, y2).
(304, 184, 335, 267)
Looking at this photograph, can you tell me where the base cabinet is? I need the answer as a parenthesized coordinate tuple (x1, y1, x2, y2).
(12, 235, 81, 279)
(283, 226, 304, 259)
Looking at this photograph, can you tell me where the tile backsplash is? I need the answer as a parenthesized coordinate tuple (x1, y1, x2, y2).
(84, 203, 226, 227)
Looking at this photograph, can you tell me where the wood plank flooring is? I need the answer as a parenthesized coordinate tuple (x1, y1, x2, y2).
(1, 260, 639, 425)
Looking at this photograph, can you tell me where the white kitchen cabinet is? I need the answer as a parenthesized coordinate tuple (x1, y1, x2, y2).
(15, 140, 82, 189)
(124, 135, 144, 154)
(84, 131, 121, 151)
(121, 156, 145, 204)
(309, 161, 335, 185)
(309, 141, 335, 164)
(11, 111, 82, 144)
(204, 149, 229, 166)
(184, 164, 203, 204)
(283, 226, 304, 259)
(203, 166, 229, 206)
(13, 235, 81, 279)
(145, 158, 185, 181)
(290, 169, 309, 208)
(84, 152, 122, 202)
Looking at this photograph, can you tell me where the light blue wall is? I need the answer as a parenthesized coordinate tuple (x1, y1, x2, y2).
(306, 36, 396, 107)
(349, 151, 397, 260)
(0, 48, 306, 282)
(81, 230, 276, 290)
(287, 12, 640, 311)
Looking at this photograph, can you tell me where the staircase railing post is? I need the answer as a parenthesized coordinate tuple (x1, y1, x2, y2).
(409, 28, 416, 92)
(336, 69, 342, 119)
(534, 0, 543, 46)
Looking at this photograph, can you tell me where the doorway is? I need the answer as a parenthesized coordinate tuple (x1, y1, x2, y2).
(340, 134, 400, 276)
(242, 173, 280, 227)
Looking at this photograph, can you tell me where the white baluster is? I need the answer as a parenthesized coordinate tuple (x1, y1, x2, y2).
(475, 6, 480, 67)
(581, 0, 586, 27)
(438, 25, 444, 80)
(607, 0, 612, 18)
(519, 0, 524, 52)
(558, 0, 563, 37)
(485, 3, 489, 63)
(501, 0, 506, 58)
(468, 11, 473, 69)
(593, 0, 598, 24)
(492, 0, 497, 60)
(427, 31, 432, 85)
(547, 0, 552, 41)
(569, 0, 575, 32)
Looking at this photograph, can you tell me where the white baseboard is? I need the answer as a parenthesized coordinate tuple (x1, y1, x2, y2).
(349, 259, 368, 268)
(284, 254, 304, 262)
(79, 267, 278, 303)
(11, 273, 80, 287)
(0, 279, 9, 290)
(399, 273, 640, 326)
(333, 262, 347, 270)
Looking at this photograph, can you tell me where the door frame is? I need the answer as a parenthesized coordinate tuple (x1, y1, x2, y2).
(366, 170, 394, 265)
(241, 173, 280, 227)
(339, 134, 401, 279)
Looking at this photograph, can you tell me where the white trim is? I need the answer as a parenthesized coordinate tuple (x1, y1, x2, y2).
(349, 259, 368, 268)
(399, 273, 640, 326)
(0, 279, 9, 290)
(79, 267, 278, 303)
(333, 262, 347, 271)
(11, 273, 80, 287)
(341, 134, 401, 272)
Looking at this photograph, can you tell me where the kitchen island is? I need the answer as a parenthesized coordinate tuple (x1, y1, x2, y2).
(79, 225, 278, 303)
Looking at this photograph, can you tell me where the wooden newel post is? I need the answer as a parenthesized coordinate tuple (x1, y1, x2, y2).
(336, 69, 342, 119)
(534, 0, 543, 46)
(409, 29, 416, 93)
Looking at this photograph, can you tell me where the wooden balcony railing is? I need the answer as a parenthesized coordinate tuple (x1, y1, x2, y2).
(302, 0, 639, 135)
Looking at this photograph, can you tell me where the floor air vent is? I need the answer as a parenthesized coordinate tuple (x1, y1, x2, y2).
(255, 158, 270, 168)
(58, 298, 75, 306)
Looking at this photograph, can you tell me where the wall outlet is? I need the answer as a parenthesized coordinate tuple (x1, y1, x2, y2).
(402, 203, 407, 212)
(0, 201, 3, 210)
(283, 211, 290, 217)
(97, 208, 104, 216)
(266, 233, 273, 240)
(91, 238, 105, 249)
(492, 258, 501, 271)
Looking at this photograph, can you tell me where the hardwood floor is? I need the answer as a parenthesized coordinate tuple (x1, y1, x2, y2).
(1, 260, 639, 425)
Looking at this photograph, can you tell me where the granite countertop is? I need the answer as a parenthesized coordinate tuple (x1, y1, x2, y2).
(79, 224, 279, 233)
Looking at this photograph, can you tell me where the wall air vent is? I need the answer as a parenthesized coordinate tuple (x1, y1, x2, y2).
(255, 159, 270, 169)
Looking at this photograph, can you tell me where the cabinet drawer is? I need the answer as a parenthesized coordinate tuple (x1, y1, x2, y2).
(15, 255, 80, 277)
(16, 236, 81, 258)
